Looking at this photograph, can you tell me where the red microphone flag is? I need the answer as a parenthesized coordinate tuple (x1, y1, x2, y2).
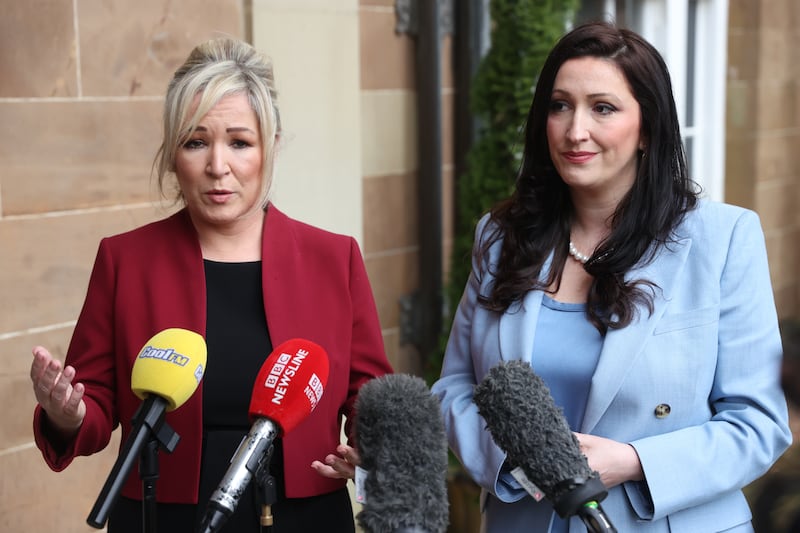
(248, 338, 329, 435)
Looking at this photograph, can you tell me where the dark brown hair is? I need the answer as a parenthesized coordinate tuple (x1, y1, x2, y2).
(479, 21, 699, 332)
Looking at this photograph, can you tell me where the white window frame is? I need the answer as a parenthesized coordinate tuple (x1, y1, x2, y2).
(594, 0, 729, 201)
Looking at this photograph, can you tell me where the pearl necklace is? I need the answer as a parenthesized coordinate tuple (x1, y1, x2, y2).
(568, 241, 590, 264)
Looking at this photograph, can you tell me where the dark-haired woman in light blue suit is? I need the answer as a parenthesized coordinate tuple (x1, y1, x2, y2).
(432, 21, 791, 533)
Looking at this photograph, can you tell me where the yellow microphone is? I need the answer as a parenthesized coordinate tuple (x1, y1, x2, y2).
(131, 327, 207, 411)
(88, 328, 207, 529)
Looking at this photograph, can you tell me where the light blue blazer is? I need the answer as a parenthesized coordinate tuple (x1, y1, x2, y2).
(432, 200, 792, 532)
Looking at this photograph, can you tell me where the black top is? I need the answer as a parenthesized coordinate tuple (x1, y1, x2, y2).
(197, 259, 274, 532)
(203, 259, 273, 428)
(107, 261, 354, 533)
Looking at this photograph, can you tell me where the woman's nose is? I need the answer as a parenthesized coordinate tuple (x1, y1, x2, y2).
(566, 110, 590, 143)
(205, 145, 230, 177)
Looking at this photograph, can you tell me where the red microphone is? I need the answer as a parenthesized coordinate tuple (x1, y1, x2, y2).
(199, 338, 329, 533)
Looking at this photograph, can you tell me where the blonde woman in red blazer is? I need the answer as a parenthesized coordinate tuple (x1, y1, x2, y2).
(30, 38, 392, 532)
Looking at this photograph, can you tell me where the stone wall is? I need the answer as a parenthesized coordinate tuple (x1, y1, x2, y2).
(726, 0, 800, 318)
(0, 1, 244, 530)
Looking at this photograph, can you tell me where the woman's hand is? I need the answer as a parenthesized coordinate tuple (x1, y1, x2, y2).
(30, 346, 86, 439)
(574, 432, 644, 488)
(311, 444, 361, 480)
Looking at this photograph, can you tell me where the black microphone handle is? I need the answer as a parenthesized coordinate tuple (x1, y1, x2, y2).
(578, 502, 617, 533)
(87, 395, 169, 529)
(551, 476, 616, 533)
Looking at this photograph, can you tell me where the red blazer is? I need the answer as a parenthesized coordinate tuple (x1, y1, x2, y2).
(33, 205, 393, 502)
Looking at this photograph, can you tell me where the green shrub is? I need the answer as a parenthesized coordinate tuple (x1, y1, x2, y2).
(426, 0, 579, 384)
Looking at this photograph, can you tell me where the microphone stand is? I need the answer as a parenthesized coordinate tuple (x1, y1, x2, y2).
(139, 423, 179, 533)
(255, 469, 276, 532)
(87, 397, 180, 532)
(255, 444, 276, 532)
(140, 438, 160, 532)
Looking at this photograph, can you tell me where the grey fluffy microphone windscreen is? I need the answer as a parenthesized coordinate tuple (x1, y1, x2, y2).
(354, 373, 449, 533)
(473, 360, 616, 533)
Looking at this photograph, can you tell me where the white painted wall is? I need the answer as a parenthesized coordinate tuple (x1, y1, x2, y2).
(251, 0, 363, 244)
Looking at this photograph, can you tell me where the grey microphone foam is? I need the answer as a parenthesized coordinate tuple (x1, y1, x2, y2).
(473, 360, 616, 533)
(355, 373, 449, 533)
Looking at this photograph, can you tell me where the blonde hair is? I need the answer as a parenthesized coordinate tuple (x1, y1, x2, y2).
(154, 37, 281, 206)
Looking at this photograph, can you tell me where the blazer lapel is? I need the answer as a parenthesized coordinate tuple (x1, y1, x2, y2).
(498, 289, 544, 364)
(580, 236, 693, 433)
(261, 204, 304, 347)
(497, 254, 554, 364)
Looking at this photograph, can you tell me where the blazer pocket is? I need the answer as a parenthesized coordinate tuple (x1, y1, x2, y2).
(653, 306, 718, 335)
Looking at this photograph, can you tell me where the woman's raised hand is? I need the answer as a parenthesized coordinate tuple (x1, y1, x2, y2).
(30, 346, 86, 439)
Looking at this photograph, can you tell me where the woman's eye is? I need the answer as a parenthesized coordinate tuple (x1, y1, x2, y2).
(549, 100, 569, 112)
(183, 139, 205, 149)
(231, 139, 252, 149)
(594, 103, 616, 115)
